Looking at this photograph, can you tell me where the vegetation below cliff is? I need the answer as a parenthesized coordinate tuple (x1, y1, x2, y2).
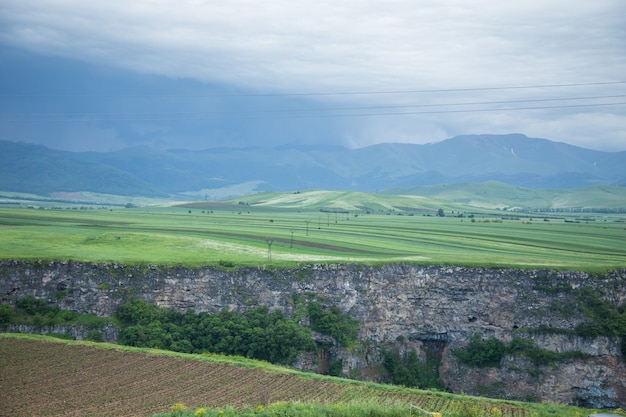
(1, 295, 360, 367)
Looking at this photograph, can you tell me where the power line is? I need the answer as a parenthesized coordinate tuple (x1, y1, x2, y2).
(3, 94, 625, 119)
(1, 101, 624, 123)
(1, 81, 625, 99)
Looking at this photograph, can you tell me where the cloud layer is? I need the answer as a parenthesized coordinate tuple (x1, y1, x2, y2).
(1, 0, 625, 151)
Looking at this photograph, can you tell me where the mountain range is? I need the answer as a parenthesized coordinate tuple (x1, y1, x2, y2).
(2, 134, 625, 199)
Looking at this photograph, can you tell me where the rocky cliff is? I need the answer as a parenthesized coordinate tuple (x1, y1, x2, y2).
(1, 260, 625, 408)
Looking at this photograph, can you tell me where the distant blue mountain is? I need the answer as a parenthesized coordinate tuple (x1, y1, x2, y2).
(2, 134, 625, 197)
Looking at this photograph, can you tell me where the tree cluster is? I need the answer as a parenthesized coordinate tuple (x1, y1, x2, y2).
(0, 295, 109, 331)
(306, 301, 360, 347)
(381, 348, 445, 389)
(117, 298, 319, 365)
(453, 332, 590, 368)
(453, 333, 505, 367)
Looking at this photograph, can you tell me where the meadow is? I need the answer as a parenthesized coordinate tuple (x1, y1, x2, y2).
(0, 333, 602, 417)
(0, 190, 624, 271)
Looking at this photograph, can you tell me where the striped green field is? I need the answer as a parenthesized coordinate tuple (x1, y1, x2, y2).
(0, 190, 624, 271)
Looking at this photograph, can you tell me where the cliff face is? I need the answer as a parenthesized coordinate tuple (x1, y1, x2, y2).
(1, 261, 625, 408)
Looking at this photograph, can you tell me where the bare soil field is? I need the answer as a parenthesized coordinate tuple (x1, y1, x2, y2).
(0, 336, 533, 417)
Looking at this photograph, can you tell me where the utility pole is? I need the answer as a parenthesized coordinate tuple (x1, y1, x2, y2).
(289, 228, 295, 248)
(265, 237, 274, 262)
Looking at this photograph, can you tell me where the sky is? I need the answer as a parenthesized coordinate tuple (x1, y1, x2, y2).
(1, 0, 625, 152)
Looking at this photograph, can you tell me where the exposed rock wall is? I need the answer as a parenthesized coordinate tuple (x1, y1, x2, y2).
(1, 261, 624, 408)
(4, 323, 119, 343)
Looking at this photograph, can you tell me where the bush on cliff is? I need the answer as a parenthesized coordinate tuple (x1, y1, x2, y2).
(0, 304, 14, 325)
(572, 288, 626, 361)
(116, 298, 317, 365)
(381, 348, 445, 390)
(454, 333, 592, 368)
(575, 288, 626, 338)
(307, 301, 360, 347)
(1, 295, 111, 330)
(453, 333, 505, 367)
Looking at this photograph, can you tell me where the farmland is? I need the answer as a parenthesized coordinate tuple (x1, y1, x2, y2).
(0, 334, 594, 417)
(0, 189, 625, 271)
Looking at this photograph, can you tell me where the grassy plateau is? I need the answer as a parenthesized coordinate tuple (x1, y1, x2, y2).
(0, 189, 624, 271)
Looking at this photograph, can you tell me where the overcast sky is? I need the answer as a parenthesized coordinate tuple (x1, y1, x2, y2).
(1, 0, 625, 152)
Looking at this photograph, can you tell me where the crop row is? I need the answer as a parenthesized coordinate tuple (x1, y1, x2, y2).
(0, 336, 580, 417)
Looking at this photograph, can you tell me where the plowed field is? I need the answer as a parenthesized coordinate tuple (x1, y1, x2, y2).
(0, 336, 534, 417)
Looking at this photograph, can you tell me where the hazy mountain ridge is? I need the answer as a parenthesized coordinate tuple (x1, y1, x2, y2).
(2, 134, 625, 198)
(0, 141, 166, 197)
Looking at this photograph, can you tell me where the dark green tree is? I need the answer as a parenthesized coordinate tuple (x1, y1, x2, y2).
(307, 302, 359, 347)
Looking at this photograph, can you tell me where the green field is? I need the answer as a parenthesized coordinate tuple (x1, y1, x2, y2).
(1, 190, 624, 271)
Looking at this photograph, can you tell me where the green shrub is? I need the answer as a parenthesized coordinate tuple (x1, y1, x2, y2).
(4, 296, 114, 330)
(507, 337, 588, 366)
(218, 260, 235, 268)
(455, 334, 592, 368)
(453, 333, 505, 367)
(307, 301, 360, 347)
(16, 295, 48, 315)
(0, 303, 14, 325)
(575, 288, 626, 338)
(382, 348, 444, 389)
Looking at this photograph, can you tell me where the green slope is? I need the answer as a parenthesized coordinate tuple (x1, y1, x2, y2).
(384, 182, 626, 211)
(230, 190, 471, 213)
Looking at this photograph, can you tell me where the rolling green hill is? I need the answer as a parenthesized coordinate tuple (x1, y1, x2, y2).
(383, 182, 626, 211)
(231, 190, 466, 213)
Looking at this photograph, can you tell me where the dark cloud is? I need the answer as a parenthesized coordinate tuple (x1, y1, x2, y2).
(1, 1, 625, 151)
